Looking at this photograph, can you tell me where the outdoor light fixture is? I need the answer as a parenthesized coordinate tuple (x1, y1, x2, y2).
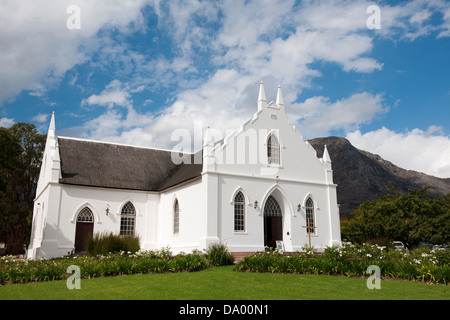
(106, 204, 110, 215)
(254, 200, 258, 209)
(297, 204, 301, 212)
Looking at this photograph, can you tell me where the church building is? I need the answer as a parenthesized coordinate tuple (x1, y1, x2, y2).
(27, 82, 341, 260)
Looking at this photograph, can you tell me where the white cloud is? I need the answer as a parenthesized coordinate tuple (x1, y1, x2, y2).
(0, 0, 149, 104)
(7, 0, 449, 159)
(31, 113, 50, 124)
(289, 92, 387, 138)
(347, 127, 450, 178)
(0, 117, 15, 128)
(82, 80, 131, 108)
(377, 0, 450, 40)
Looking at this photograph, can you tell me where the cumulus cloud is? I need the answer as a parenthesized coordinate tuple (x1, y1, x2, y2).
(66, 0, 448, 152)
(289, 92, 387, 138)
(347, 127, 450, 178)
(0, 117, 15, 128)
(82, 80, 132, 109)
(0, 0, 149, 103)
(4, 0, 450, 182)
(31, 113, 50, 124)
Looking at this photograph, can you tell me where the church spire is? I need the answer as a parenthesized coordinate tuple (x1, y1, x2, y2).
(276, 85, 284, 107)
(257, 81, 267, 111)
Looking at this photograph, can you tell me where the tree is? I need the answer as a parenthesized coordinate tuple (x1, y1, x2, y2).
(0, 123, 45, 255)
(341, 187, 450, 247)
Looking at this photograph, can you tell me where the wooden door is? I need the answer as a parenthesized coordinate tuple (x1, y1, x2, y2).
(75, 221, 93, 253)
(264, 216, 282, 249)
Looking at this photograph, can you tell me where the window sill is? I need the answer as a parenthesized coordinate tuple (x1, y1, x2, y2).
(266, 164, 283, 168)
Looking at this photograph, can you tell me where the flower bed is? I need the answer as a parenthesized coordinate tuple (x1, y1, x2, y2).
(0, 248, 210, 285)
(235, 243, 450, 284)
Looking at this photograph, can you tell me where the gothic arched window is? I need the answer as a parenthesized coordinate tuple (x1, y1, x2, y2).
(120, 201, 136, 236)
(305, 197, 315, 234)
(234, 192, 245, 232)
(173, 198, 180, 235)
(267, 133, 280, 165)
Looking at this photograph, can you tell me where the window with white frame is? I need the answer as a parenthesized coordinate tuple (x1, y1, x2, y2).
(120, 201, 136, 236)
(267, 133, 280, 165)
(173, 198, 180, 235)
(234, 192, 245, 232)
(305, 197, 316, 234)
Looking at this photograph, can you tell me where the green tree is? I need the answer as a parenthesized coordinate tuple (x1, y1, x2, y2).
(341, 187, 450, 247)
(0, 122, 45, 255)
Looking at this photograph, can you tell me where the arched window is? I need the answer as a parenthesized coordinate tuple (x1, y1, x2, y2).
(234, 192, 245, 232)
(264, 195, 282, 216)
(120, 201, 136, 236)
(267, 133, 280, 165)
(305, 198, 315, 234)
(77, 207, 94, 222)
(173, 198, 180, 235)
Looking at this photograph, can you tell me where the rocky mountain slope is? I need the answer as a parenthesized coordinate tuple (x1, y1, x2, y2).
(308, 137, 450, 217)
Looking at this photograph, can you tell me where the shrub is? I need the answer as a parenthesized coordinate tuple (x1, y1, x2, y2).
(235, 243, 450, 284)
(86, 232, 140, 256)
(205, 243, 234, 266)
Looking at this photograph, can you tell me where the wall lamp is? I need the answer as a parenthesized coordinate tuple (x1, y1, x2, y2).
(297, 204, 301, 212)
(254, 200, 258, 209)
(106, 204, 110, 215)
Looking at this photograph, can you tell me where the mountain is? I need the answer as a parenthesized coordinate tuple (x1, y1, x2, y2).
(308, 136, 450, 218)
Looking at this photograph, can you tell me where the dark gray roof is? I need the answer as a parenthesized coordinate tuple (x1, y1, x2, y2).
(58, 138, 202, 191)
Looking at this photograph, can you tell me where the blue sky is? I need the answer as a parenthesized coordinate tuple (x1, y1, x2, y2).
(0, 0, 449, 178)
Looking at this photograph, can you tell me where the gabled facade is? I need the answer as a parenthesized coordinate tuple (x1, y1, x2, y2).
(27, 82, 341, 260)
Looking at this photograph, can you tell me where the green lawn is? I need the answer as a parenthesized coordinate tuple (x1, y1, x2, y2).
(0, 265, 448, 300)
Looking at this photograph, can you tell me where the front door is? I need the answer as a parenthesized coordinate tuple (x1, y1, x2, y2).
(74, 207, 94, 253)
(75, 222, 93, 253)
(264, 216, 282, 249)
(263, 195, 282, 249)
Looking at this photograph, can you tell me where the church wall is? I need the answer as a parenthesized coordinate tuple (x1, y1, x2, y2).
(158, 178, 205, 254)
(211, 105, 328, 185)
(28, 183, 160, 259)
(217, 174, 338, 253)
(60, 184, 155, 247)
(27, 183, 51, 259)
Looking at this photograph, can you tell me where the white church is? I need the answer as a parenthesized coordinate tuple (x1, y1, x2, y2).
(27, 82, 341, 260)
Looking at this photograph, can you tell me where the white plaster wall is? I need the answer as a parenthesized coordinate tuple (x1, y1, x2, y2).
(158, 178, 206, 254)
(217, 174, 339, 253)
(28, 183, 161, 259)
(210, 103, 328, 185)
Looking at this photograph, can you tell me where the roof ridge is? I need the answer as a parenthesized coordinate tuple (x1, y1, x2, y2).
(57, 135, 196, 155)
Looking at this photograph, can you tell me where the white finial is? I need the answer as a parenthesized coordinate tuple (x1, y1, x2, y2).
(276, 85, 284, 107)
(323, 145, 332, 163)
(257, 81, 267, 111)
(203, 126, 212, 147)
(49, 111, 55, 132)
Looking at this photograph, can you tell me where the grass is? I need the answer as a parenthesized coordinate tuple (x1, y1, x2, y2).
(0, 265, 448, 300)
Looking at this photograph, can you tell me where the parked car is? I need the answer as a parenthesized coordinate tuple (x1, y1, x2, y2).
(392, 241, 410, 253)
(432, 244, 448, 252)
